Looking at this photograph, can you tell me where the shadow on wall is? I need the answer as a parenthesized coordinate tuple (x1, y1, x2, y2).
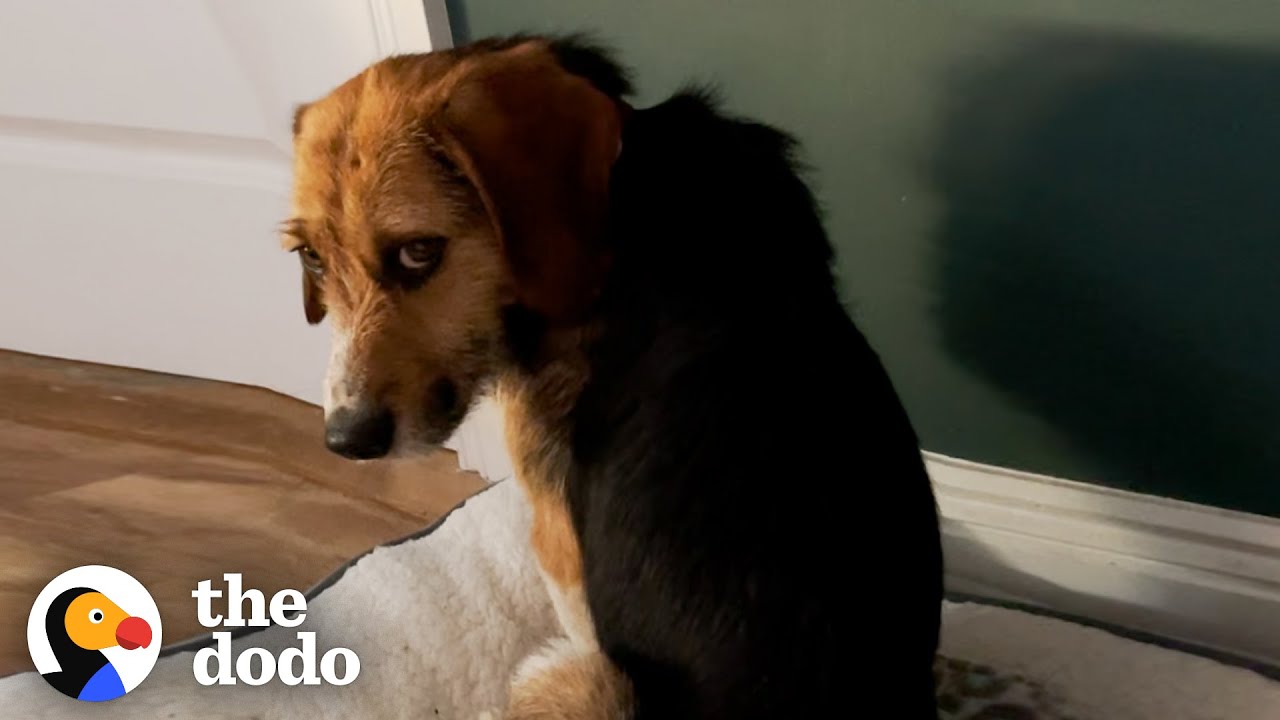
(931, 29, 1280, 516)
(444, 0, 472, 43)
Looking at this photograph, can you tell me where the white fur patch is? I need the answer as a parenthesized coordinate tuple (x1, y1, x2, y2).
(323, 326, 360, 415)
(540, 569, 597, 652)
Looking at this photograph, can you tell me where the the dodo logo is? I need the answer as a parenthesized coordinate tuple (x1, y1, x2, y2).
(27, 565, 162, 702)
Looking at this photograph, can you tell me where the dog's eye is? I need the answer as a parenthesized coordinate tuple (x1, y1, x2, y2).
(297, 246, 324, 275)
(398, 237, 445, 274)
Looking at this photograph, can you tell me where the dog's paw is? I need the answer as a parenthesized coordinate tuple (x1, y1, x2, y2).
(512, 637, 579, 687)
(506, 639, 633, 720)
(475, 710, 500, 720)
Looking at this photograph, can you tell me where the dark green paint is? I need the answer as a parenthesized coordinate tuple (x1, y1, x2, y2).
(446, 1, 1280, 516)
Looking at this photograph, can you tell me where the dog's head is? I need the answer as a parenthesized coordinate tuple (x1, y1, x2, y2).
(282, 38, 627, 459)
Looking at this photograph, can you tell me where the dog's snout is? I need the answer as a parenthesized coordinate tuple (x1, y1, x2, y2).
(324, 405, 395, 460)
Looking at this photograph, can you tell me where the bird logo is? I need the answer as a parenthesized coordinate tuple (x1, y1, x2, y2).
(27, 565, 162, 702)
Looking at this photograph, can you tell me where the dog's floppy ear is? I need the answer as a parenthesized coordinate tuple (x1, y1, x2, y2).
(440, 44, 623, 322)
(302, 270, 326, 324)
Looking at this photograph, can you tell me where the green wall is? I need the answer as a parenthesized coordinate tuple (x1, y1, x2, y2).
(446, 1, 1280, 516)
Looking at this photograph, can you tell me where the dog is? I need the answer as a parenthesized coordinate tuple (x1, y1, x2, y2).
(282, 35, 943, 719)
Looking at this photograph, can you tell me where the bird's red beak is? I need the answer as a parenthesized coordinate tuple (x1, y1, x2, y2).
(115, 616, 152, 650)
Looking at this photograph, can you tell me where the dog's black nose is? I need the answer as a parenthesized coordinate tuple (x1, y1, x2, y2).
(324, 405, 395, 460)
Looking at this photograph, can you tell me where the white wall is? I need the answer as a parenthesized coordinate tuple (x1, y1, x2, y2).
(0, 0, 449, 404)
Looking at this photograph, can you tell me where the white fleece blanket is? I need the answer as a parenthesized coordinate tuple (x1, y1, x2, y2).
(1, 479, 1275, 719)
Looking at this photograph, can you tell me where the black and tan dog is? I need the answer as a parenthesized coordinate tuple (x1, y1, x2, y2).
(283, 35, 942, 720)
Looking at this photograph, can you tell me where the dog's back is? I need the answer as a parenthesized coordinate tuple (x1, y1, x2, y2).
(568, 93, 943, 718)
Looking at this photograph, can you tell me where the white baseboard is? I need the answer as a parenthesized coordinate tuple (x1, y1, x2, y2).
(929, 452, 1280, 666)
(448, 406, 1280, 666)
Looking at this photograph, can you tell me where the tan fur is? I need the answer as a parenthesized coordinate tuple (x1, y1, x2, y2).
(530, 498, 584, 594)
(286, 52, 513, 447)
(285, 39, 628, 716)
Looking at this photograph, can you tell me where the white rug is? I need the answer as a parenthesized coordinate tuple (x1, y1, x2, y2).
(1, 479, 1275, 719)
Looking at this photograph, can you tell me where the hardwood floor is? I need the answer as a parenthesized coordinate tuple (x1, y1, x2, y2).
(0, 350, 487, 676)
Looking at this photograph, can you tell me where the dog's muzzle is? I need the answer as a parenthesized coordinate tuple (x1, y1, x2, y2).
(324, 404, 395, 460)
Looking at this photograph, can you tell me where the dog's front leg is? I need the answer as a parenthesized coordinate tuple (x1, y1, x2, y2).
(528, 487, 596, 651)
(487, 480, 635, 719)
(498, 383, 632, 718)
(500, 383, 597, 651)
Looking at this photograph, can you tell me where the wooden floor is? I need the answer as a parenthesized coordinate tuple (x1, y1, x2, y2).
(0, 350, 486, 676)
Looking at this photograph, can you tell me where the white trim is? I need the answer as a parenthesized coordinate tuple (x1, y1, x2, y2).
(930, 452, 1280, 666)
(449, 415, 1280, 665)
(367, 0, 453, 56)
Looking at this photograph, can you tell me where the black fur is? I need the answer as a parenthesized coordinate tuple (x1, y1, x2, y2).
(546, 34, 635, 99)
(543, 38, 943, 719)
